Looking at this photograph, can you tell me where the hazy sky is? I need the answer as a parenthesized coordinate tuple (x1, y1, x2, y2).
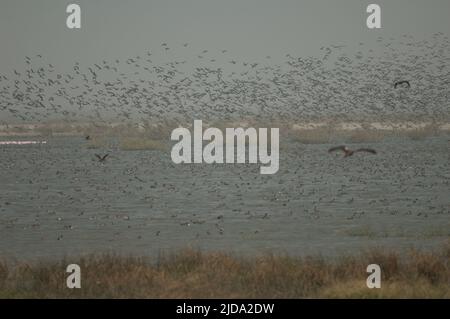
(1, 0, 450, 73)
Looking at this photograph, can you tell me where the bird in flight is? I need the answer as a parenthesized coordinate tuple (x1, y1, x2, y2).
(394, 80, 410, 89)
(328, 146, 377, 158)
(95, 154, 109, 162)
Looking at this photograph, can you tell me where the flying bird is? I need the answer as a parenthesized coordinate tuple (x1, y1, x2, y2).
(394, 80, 410, 89)
(328, 146, 377, 158)
(95, 154, 109, 162)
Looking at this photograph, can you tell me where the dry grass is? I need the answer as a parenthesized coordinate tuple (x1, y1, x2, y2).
(290, 129, 332, 144)
(400, 124, 440, 141)
(118, 137, 167, 151)
(290, 128, 390, 144)
(342, 224, 450, 239)
(0, 245, 449, 298)
(2, 120, 448, 143)
(289, 124, 448, 145)
(84, 135, 167, 151)
(85, 137, 111, 149)
(348, 130, 387, 143)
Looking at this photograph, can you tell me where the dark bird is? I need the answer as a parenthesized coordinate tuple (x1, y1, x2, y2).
(394, 80, 410, 89)
(328, 145, 377, 157)
(85, 135, 90, 140)
(95, 154, 109, 162)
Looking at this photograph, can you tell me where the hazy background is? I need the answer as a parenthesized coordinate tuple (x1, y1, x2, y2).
(1, 0, 449, 72)
(1, 0, 449, 124)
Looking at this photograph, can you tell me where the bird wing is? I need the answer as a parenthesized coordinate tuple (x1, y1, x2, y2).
(101, 154, 109, 160)
(328, 145, 346, 153)
(394, 81, 410, 88)
(355, 148, 377, 154)
(95, 154, 101, 160)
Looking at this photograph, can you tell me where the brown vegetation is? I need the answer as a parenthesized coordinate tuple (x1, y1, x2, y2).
(1, 120, 449, 144)
(0, 245, 449, 298)
(289, 122, 448, 144)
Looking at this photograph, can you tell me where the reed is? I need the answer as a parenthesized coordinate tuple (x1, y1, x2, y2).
(0, 244, 448, 298)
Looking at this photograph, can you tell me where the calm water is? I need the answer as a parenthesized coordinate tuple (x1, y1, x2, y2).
(0, 136, 449, 260)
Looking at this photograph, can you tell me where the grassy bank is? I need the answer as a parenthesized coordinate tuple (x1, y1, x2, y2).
(288, 122, 449, 144)
(2, 120, 449, 143)
(0, 245, 449, 298)
(86, 136, 168, 151)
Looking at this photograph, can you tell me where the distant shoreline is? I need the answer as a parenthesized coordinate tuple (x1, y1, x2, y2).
(0, 120, 449, 137)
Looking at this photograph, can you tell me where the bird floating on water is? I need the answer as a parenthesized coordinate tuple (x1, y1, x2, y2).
(394, 80, 411, 89)
(328, 145, 377, 158)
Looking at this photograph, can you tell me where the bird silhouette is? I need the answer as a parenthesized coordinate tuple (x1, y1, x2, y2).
(95, 154, 109, 162)
(328, 146, 377, 157)
(394, 80, 411, 89)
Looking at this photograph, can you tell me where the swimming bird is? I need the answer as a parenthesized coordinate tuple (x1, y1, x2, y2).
(328, 145, 377, 157)
(95, 154, 109, 162)
(394, 80, 410, 89)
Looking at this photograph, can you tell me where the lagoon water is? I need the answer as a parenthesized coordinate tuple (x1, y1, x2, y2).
(0, 136, 449, 260)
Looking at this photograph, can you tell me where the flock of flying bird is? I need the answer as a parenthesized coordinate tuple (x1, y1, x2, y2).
(1, 34, 449, 252)
(0, 33, 449, 126)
